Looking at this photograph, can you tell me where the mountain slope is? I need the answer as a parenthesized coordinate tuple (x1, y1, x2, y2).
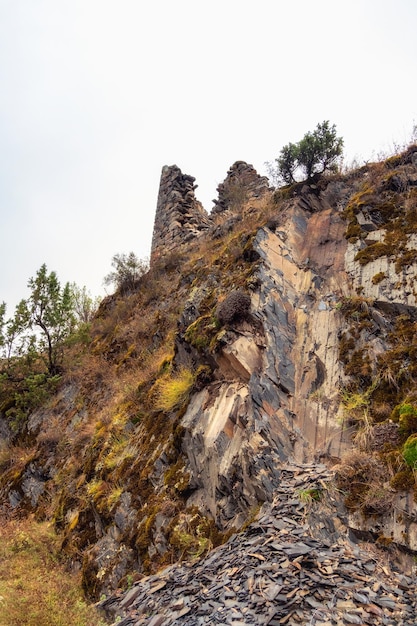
(1, 149, 417, 606)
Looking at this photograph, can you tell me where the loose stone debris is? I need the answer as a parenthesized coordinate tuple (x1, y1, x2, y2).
(99, 463, 417, 626)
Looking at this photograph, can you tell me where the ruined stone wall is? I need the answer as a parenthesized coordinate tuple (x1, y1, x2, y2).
(150, 165, 210, 264)
(150, 161, 270, 265)
(211, 161, 270, 215)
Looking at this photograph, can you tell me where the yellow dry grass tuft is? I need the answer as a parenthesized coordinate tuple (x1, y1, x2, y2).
(154, 368, 195, 413)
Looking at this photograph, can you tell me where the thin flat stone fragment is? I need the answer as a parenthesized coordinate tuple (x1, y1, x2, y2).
(148, 581, 167, 594)
(171, 606, 191, 618)
(248, 552, 266, 561)
(342, 613, 363, 624)
(146, 616, 166, 626)
(265, 583, 283, 601)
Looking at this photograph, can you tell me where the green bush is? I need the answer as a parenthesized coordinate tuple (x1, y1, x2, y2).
(402, 434, 417, 468)
(392, 403, 417, 437)
(6, 373, 61, 432)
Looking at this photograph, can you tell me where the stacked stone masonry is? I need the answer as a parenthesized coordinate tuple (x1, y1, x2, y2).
(150, 161, 270, 264)
(211, 160, 270, 215)
(150, 165, 210, 264)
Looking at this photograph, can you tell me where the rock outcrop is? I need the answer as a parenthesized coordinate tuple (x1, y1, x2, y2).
(3, 148, 417, 611)
(167, 162, 417, 560)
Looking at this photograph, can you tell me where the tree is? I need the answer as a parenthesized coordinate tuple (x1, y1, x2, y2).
(70, 283, 101, 324)
(275, 121, 344, 184)
(23, 264, 75, 374)
(3, 300, 33, 364)
(275, 142, 299, 185)
(104, 252, 149, 294)
(297, 121, 344, 179)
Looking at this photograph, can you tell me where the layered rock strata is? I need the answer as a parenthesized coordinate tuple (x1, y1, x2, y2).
(172, 177, 417, 554)
(176, 191, 354, 531)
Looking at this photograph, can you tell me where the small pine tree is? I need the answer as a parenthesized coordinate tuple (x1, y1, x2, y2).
(275, 121, 344, 185)
(24, 264, 75, 374)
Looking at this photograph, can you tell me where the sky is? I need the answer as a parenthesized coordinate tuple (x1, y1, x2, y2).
(0, 0, 416, 314)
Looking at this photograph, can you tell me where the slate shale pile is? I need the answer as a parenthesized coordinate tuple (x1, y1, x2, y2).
(99, 464, 417, 626)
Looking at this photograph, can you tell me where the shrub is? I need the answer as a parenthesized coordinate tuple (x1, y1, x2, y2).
(334, 450, 391, 514)
(215, 290, 251, 326)
(392, 403, 417, 437)
(5, 373, 61, 432)
(104, 252, 149, 295)
(390, 468, 415, 491)
(403, 434, 417, 468)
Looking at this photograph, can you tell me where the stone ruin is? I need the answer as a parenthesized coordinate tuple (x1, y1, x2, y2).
(150, 161, 270, 265)
(211, 160, 270, 215)
(150, 165, 210, 265)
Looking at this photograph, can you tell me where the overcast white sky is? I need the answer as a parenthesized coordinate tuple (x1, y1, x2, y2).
(0, 0, 416, 314)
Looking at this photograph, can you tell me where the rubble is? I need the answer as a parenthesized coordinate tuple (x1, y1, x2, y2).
(99, 463, 417, 626)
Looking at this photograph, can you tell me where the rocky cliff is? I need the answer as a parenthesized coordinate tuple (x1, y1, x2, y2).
(2, 150, 417, 619)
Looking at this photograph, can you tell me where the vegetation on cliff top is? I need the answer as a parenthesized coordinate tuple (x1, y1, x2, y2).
(272, 120, 344, 185)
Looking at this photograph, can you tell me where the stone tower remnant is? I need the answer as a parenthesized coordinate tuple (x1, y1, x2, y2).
(150, 165, 210, 265)
(211, 161, 270, 215)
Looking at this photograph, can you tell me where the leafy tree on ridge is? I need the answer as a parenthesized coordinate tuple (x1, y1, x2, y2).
(276, 121, 344, 185)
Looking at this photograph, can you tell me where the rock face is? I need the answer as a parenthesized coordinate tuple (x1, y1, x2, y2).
(176, 191, 354, 532)
(211, 160, 270, 215)
(150, 165, 210, 264)
(170, 165, 417, 561)
(253, 199, 352, 463)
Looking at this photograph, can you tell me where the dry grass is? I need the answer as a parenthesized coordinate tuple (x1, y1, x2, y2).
(0, 517, 107, 626)
(334, 450, 394, 514)
(154, 367, 195, 413)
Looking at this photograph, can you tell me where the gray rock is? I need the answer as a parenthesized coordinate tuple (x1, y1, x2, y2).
(101, 463, 417, 626)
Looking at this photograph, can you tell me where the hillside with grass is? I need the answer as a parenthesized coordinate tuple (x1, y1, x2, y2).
(1, 136, 417, 623)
